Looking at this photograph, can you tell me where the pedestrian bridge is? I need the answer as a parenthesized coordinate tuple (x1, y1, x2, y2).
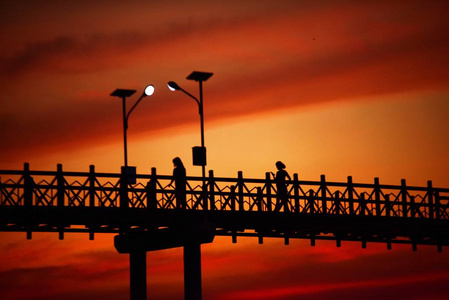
(1, 163, 448, 251)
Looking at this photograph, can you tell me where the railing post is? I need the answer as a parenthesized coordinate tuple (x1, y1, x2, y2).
(401, 179, 408, 218)
(257, 187, 263, 212)
(56, 164, 65, 240)
(209, 170, 215, 211)
(335, 191, 341, 215)
(293, 173, 299, 213)
(374, 177, 381, 217)
(385, 194, 391, 217)
(89, 165, 96, 208)
(57, 164, 65, 207)
(320, 175, 327, 214)
(202, 183, 208, 212)
(435, 190, 441, 220)
(265, 172, 272, 212)
(146, 168, 157, 210)
(435, 190, 442, 252)
(23, 162, 34, 207)
(360, 193, 366, 216)
(120, 167, 129, 209)
(23, 162, 33, 239)
(230, 185, 236, 211)
(347, 176, 354, 215)
(238, 171, 244, 211)
(410, 195, 416, 218)
(427, 180, 434, 219)
(308, 189, 315, 214)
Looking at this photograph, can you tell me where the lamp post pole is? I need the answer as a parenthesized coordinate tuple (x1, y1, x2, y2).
(198, 79, 206, 190)
(122, 95, 129, 168)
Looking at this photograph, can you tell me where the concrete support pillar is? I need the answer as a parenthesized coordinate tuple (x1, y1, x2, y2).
(184, 243, 202, 300)
(129, 251, 147, 300)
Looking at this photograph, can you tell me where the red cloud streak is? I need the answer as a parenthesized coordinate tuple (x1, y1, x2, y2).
(1, 1, 448, 162)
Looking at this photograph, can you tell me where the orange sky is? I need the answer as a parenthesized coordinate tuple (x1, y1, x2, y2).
(1, 1, 449, 299)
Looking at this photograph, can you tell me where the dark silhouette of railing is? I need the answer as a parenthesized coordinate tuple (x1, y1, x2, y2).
(1, 163, 449, 250)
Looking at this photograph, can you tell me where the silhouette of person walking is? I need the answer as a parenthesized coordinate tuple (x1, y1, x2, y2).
(169, 157, 187, 209)
(271, 161, 291, 212)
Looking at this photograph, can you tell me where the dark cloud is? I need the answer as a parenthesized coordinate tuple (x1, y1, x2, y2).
(1, 33, 149, 75)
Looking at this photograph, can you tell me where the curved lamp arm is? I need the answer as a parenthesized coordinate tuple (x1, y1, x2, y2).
(125, 85, 154, 128)
(167, 81, 201, 114)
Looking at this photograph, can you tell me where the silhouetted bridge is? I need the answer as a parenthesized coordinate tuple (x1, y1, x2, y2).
(1, 163, 449, 299)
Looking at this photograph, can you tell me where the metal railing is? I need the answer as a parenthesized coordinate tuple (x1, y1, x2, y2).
(1, 163, 448, 220)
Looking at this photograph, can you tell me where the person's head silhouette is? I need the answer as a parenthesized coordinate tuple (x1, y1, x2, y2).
(173, 157, 184, 168)
(276, 161, 286, 170)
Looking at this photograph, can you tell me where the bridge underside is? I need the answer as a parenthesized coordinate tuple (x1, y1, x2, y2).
(1, 206, 448, 251)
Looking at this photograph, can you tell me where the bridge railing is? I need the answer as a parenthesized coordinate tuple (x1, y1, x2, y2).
(1, 163, 449, 220)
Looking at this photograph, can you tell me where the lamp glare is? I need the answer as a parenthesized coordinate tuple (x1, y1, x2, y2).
(167, 81, 181, 91)
(144, 85, 155, 96)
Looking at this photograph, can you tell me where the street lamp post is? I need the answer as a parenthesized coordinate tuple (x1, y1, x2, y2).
(168, 71, 213, 300)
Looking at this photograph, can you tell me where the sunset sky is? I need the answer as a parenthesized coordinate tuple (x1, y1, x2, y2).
(1, 1, 449, 299)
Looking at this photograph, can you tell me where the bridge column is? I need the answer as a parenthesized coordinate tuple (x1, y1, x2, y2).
(129, 251, 147, 300)
(184, 243, 202, 300)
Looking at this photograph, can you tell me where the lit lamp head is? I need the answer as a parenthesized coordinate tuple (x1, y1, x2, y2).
(143, 84, 155, 96)
(167, 81, 181, 91)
